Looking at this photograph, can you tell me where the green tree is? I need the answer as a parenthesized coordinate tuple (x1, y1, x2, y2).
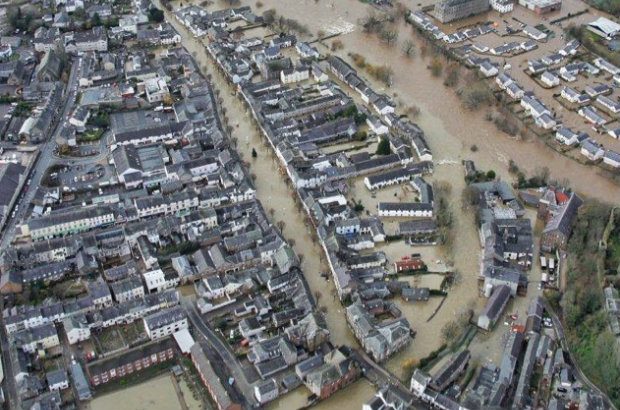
(148, 7, 165, 23)
(7, 6, 34, 33)
(376, 137, 391, 156)
(263, 9, 277, 25)
(486, 170, 496, 180)
(251, 148, 257, 158)
(91, 13, 102, 27)
(354, 131, 367, 141)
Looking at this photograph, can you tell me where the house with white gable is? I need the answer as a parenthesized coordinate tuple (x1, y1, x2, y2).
(608, 127, 620, 139)
(603, 150, 620, 168)
(580, 139, 604, 161)
(555, 127, 582, 146)
(540, 71, 559, 88)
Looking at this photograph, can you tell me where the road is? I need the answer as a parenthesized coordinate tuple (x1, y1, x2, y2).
(0, 315, 17, 409)
(58, 325, 87, 409)
(351, 349, 425, 409)
(0, 56, 81, 407)
(181, 298, 257, 407)
(0, 56, 81, 250)
(543, 299, 616, 410)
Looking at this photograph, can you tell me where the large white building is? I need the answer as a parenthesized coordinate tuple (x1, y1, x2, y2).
(143, 269, 179, 293)
(588, 17, 620, 40)
(64, 26, 108, 54)
(63, 315, 91, 345)
(518, 0, 561, 14)
(280, 67, 310, 84)
(143, 307, 188, 340)
(144, 77, 170, 103)
(603, 150, 620, 168)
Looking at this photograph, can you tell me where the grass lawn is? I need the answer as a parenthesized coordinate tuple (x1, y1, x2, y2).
(78, 128, 104, 142)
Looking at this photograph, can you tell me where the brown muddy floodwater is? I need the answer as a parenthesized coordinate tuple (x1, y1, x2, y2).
(89, 375, 191, 410)
(156, 1, 613, 408)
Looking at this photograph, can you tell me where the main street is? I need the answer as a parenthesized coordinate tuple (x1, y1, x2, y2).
(0, 56, 81, 408)
(0, 56, 81, 251)
(181, 297, 258, 407)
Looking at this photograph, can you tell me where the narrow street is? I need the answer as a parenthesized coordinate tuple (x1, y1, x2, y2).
(0, 57, 82, 409)
(0, 56, 82, 250)
(181, 298, 257, 407)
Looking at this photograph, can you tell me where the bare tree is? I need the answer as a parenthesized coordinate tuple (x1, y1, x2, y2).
(360, 12, 383, 34)
(401, 39, 416, 58)
(276, 220, 286, 232)
(380, 29, 398, 46)
(441, 320, 460, 345)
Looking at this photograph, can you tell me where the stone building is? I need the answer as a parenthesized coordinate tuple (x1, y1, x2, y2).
(434, 0, 490, 23)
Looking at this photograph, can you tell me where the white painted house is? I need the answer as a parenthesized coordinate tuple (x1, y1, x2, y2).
(540, 71, 559, 88)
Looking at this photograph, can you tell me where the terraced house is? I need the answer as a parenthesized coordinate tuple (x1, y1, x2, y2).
(24, 206, 116, 241)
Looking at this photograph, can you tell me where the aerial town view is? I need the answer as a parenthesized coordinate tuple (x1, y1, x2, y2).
(0, 0, 619, 408)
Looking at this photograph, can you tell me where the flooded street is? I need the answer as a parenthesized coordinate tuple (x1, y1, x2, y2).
(266, 379, 375, 410)
(157, 0, 358, 349)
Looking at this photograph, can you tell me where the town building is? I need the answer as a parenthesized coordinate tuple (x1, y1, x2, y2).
(433, 0, 490, 23)
(87, 338, 177, 386)
(63, 314, 91, 345)
(394, 256, 426, 273)
(302, 348, 360, 400)
(24, 207, 116, 241)
(254, 379, 279, 404)
(518, 0, 561, 14)
(190, 343, 242, 410)
(14, 323, 60, 353)
(143, 306, 188, 340)
(490, 0, 514, 13)
(46, 369, 69, 391)
(377, 202, 433, 218)
(540, 192, 583, 252)
(477, 285, 511, 330)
